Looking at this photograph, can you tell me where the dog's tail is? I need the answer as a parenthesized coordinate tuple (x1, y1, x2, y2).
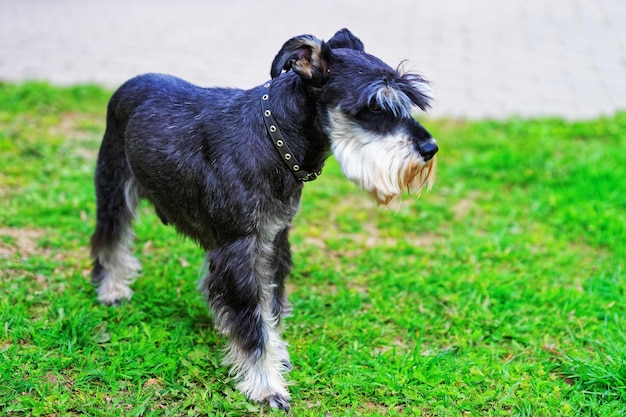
(89, 100, 141, 304)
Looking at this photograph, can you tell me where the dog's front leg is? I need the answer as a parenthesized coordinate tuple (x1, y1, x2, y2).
(271, 228, 293, 323)
(270, 228, 295, 372)
(201, 237, 291, 411)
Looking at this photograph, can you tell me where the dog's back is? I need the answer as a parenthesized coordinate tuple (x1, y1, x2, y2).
(108, 73, 241, 143)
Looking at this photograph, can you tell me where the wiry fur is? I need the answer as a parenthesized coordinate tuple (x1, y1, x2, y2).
(89, 28, 437, 411)
(330, 109, 437, 204)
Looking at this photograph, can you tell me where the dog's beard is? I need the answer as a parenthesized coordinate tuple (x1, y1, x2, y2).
(329, 111, 436, 206)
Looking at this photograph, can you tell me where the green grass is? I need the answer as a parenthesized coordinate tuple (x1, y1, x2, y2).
(1, 81, 625, 416)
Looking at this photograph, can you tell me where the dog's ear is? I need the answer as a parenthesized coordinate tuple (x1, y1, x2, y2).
(270, 35, 332, 85)
(327, 28, 365, 51)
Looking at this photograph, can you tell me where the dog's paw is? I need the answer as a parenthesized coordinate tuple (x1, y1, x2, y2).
(97, 284, 133, 306)
(267, 394, 290, 411)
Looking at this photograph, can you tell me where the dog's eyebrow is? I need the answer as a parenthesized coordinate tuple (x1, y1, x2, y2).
(397, 72, 433, 112)
(358, 71, 432, 118)
(360, 75, 431, 118)
(365, 81, 414, 118)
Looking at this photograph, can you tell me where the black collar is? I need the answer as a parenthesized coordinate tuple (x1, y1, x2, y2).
(261, 81, 323, 182)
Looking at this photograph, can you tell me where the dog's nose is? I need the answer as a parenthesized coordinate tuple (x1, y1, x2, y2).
(418, 141, 438, 161)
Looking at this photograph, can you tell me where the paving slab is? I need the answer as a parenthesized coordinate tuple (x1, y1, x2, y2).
(1, 0, 625, 119)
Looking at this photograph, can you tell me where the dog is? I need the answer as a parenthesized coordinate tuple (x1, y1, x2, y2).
(90, 28, 437, 411)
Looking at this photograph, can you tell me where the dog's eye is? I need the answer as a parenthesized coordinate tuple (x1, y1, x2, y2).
(368, 99, 382, 113)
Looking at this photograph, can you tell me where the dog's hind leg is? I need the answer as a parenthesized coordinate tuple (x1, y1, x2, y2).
(200, 236, 291, 411)
(90, 120, 141, 305)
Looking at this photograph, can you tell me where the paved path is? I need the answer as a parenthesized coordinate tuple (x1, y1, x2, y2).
(1, 0, 625, 119)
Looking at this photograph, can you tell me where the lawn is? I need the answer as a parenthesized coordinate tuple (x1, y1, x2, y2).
(0, 82, 625, 416)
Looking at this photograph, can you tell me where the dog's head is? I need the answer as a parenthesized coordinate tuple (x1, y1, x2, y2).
(271, 28, 437, 205)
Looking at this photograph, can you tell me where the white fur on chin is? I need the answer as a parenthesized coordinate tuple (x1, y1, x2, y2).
(329, 110, 436, 205)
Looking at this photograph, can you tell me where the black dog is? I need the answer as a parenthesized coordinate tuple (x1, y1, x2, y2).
(90, 28, 437, 410)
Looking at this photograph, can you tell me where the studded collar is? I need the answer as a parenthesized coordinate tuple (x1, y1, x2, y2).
(261, 81, 323, 182)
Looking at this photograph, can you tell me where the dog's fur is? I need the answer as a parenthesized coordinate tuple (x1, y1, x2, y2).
(90, 28, 437, 410)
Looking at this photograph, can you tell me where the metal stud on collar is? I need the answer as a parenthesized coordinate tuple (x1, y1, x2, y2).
(260, 81, 323, 182)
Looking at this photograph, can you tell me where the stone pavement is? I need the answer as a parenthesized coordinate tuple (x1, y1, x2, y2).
(1, 0, 625, 119)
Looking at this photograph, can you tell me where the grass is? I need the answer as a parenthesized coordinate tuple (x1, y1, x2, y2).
(0, 81, 625, 416)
